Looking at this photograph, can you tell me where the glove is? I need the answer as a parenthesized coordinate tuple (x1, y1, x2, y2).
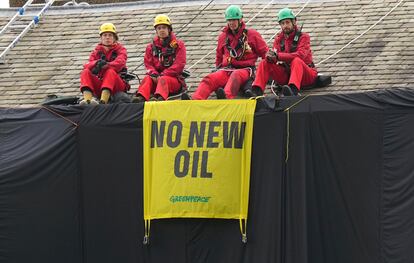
(91, 59, 107, 75)
(266, 50, 278, 64)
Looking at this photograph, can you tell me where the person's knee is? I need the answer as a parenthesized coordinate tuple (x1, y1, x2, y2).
(291, 57, 304, 66)
(157, 76, 169, 87)
(200, 77, 214, 88)
(229, 72, 238, 80)
(81, 68, 94, 76)
(260, 60, 271, 67)
(103, 68, 117, 76)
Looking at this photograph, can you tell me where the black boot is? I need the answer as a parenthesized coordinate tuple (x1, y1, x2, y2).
(244, 86, 263, 98)
(289, 84, 299, 95)
(132, 95, 146, 103)
(252, 86, 263, 96)
(281, 85, 293, 96)
(215, 88, 226, 99)
(181, 93, 191, 100)
(281, 84, 299, 96)
(154, 95, 165, 101)
(244, 88, 255, 98)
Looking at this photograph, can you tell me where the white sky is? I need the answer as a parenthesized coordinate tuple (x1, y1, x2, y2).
(0, 0, 9, 8)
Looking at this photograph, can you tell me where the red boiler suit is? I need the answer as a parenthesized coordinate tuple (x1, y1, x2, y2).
(136, 32, 186, 100)
(192, 21, 268, 100)
(80, 43, 128, 96)
(252, 25, 318, 92)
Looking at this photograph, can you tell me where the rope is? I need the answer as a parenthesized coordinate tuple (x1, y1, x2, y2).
(176, 0, 215, 35)
(190, 0, 312, 71)
(189, 0, 278, 70)
(269, 0, 403, 95)
(266, 0, 311, 43)
(283, 94, 310, 112)
(316, 0, 404, 66)
(282, 95, 310, 163)
(129, 9, 173, 74)
(41, 106, 79, 128)
(187, 45, 214, 70)
(130, 0, 215, 74)
(245, 0, 275, 25)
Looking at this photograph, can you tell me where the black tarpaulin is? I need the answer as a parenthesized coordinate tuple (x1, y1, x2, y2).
(1, 88, 414, 263)
(0, 107, 81, 263)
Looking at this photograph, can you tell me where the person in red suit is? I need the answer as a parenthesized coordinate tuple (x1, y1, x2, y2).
(132, 14, 186, 102)
(79, 23, 128, 105)
(183, 5, 268, 100)
(251, 7, 318, 96)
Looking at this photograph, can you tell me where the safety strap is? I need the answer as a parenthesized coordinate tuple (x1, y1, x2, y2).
(226, 29, 248, 61)
(98, 50, 118, 62)
(152, 36, 177, 67)
(110, 51, 117, 61)
(98, 50, 130, 86)
(217, 66, 255, 77)
(280, 25, 302, 53)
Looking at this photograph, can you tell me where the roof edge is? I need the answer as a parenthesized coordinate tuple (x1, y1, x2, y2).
(0, 0, 341, 16)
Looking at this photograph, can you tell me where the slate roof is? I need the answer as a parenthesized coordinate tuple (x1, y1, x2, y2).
(0, 0, 413, 107)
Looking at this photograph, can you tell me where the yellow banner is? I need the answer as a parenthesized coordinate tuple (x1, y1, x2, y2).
(143, 100, 256, 222)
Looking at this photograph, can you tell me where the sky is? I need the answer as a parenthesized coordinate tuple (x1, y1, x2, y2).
(0, 0, 9, 8)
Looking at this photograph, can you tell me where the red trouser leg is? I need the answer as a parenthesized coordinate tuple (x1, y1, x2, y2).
(252, 60, 289, 92)
(101, 68, 128, 95)
(137, 75, 156, 101)
(192, 70, 230, 100)
(80, 68, 102, 96)
(224, 69, 251, 99)
(154, 76, 182, 100)
(288, 57, 318, 90)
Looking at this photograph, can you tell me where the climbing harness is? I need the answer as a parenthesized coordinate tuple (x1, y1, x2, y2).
(226, 29, 249, 63)
(280, 23, 303, 53)
(152, 36, 177, 67)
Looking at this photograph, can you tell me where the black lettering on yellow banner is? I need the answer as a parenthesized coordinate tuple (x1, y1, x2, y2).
(144, 100, 256, 227)
(188, 121, 206, 147)
(151, 120, 183, 148)
(151, 120, 247, 149)
(207, 121, 220, 148)
(174, 150, 212, 178)
(223, 121, 246, 149)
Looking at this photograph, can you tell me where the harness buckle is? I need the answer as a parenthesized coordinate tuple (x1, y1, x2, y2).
(229, 48, 238, 58)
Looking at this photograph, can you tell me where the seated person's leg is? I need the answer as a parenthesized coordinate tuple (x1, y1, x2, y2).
(154, 76, 181, 101)
(251, 60, 272, 93)
(289, 57, 318, 91)
(192, 71, 229, 100)
(135, 75, 155, 101)
(100, 68, 129, 104)
(252, 61, 288, 95)
(223, 69, 250, 99)
(80, 68, 100, 105)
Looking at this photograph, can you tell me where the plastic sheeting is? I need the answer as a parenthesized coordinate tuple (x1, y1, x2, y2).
(1, 88, 414, 263)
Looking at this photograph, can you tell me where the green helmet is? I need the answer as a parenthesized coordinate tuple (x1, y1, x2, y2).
(225, 5, 243, 20)
(278, 7, 296, 22)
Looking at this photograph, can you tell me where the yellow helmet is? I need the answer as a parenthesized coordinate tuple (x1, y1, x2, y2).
(154, 14, 172, 27)
(99, 23, 118, 40)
